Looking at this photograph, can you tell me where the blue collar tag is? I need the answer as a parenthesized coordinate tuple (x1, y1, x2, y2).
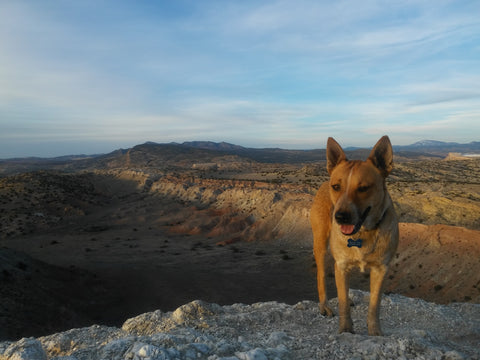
(347, 238, 363, 248)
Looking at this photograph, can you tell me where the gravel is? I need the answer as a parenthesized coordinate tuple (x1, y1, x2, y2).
(1, 290, 479, 360)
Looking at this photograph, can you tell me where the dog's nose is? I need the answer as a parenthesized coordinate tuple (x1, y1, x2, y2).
(335, 211, 352, 224)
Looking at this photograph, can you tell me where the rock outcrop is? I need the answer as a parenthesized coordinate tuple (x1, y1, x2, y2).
(1, 290, 479, 360)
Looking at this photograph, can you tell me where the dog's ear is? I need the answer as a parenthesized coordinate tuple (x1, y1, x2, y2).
(326, 137, 347, 174)
(368, 136, 393, 177)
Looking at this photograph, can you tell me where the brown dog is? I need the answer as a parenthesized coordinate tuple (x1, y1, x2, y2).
(310, 136, 399, 336)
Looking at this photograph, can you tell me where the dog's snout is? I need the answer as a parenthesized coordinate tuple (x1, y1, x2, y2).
(335, 211, 352, 224)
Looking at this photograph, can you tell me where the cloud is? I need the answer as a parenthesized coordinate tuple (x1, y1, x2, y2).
(1, 0, 479, 157)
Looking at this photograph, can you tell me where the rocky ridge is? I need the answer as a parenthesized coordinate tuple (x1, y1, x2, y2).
(1, 290, 479, 360)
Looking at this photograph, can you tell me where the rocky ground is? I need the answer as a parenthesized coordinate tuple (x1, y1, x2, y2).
(1, 290, 479, 359)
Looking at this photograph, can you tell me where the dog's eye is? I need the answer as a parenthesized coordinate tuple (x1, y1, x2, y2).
(357, 185, 371, 193)
(331, 184, 341, 192)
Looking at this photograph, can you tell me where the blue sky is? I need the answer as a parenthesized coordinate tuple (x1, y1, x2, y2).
(1, 0, 479, 158)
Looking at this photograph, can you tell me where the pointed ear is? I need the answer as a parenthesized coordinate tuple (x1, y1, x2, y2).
(368, 136, 393, 177)
(326, 137, 347, 174)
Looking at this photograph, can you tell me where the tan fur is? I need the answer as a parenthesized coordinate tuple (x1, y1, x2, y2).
(310, 136, 399, 336)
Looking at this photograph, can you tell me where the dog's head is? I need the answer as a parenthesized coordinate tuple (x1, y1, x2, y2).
(327, 136, 393, 236)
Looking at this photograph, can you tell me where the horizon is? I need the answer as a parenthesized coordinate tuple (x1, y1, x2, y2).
(1, 1, 480, 158)
(1, 138, 479, 161)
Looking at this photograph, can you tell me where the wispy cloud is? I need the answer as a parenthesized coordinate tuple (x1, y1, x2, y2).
(0, 0, 479, 156)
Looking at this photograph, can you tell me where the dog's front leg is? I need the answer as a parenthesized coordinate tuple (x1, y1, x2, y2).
(334, 262, 353, 333)
(314, 232, 333, 317)
(368, 265, 387, 336)
(315, 249, 333, 316)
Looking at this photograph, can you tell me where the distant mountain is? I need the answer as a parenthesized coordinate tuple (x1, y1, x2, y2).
(181, 141, 246, 152)
(410, 140, 457, 147)
(394, 140, 480, 156)
(0, 154, 102, 175)
(177, 142, 326, 163)
(1, 139, 479, 175)
(177, 139, 479, 162)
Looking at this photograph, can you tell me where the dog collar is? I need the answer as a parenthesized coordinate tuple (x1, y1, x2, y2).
(347, 238, 363, 248)
(374, 207, 389, 229)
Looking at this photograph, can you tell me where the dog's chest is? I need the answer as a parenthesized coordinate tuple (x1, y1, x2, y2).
(330, 228, 381, 272)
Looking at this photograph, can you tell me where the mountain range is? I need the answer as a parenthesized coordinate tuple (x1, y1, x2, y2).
(171, 139, 480, 158)
(0, 140, 479, 176)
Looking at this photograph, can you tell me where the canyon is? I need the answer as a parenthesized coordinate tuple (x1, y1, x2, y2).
(0, 141, 479, 358)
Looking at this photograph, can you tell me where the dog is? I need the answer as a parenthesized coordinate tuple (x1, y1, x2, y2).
(310, 135, 399, 336)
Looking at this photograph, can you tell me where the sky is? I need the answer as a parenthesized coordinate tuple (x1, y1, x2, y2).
(1, 0, 480, 158)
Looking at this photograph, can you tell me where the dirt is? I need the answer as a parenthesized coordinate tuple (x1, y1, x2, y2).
(0, 225, 321, 340)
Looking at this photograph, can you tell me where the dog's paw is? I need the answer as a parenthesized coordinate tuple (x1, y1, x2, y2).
(338, 317, 354, 334)
(319, 303, 334, 317)
(367, 324, 383, 336)
(338, 325, 354, 334)
(367, 315, 384, 336)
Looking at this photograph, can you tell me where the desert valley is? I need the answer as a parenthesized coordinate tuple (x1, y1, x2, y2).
(0, 140, 479, 344)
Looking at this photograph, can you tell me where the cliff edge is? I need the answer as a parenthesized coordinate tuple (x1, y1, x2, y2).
(1, 290, 479, 360)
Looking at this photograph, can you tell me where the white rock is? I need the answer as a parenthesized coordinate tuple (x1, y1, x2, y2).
(266, 332, 290, 347)
(2, 338, 47, 360)
(137, 344, 160, 357)
(1, 291, 479, 360)
(444, 350, 466, 360)
(235, 348, 268, 360)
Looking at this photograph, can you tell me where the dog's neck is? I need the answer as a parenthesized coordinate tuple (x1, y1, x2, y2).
(373, 206, 389, 230)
